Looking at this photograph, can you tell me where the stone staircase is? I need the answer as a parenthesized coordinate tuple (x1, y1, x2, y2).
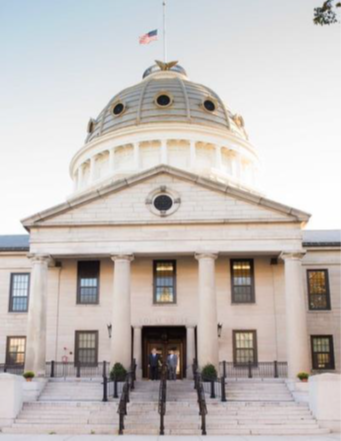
(2, 378, 331, 435)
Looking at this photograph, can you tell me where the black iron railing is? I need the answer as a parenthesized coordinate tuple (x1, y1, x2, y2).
(193, 359, 207, 436)
(219, 361, 288, 379)
(46, 361, 111, 378)
(202, 377, 226, 402)
(0, 364, 24, 375)
(116, 360, 136, 435)
(158, 365, 167, 435)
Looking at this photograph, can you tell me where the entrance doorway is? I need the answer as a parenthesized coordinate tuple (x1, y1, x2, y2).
(142, 326, 187, 379)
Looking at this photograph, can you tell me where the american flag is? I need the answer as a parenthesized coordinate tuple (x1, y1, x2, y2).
(139, 29, 158, 45)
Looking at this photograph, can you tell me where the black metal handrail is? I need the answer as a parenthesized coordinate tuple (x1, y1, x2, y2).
(158, 364, 167, 435)
(193, 359, 207, 436)
(0, 364, 24, 375)
(116, 359, 137, 435)
(219, 360, 288, 379)
(47, 361, 110, 378)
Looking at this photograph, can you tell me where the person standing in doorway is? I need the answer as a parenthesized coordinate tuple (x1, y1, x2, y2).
(148, 348, 160, 380)
(167, 349, 178, 380)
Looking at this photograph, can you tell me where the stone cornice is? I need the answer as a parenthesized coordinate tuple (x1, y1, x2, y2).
(21, 164, 311, 230)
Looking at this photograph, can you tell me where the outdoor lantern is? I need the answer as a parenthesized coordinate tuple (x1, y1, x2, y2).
(217, 323, 223, 338)
(107, 323, 112, 338)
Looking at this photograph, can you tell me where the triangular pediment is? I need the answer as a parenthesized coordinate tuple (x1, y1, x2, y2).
(22, 165, 310, 229)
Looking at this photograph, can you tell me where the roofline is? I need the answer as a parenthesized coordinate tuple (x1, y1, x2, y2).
(21, 164, 311, 228)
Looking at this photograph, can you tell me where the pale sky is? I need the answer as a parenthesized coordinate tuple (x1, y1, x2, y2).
(0, 0, 340, 234)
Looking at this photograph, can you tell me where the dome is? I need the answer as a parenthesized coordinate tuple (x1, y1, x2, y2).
(85, 62, 248, 144)
(70, 62, 260, 196)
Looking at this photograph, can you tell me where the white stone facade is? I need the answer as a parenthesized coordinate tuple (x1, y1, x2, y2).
(0, 63, 340, 379)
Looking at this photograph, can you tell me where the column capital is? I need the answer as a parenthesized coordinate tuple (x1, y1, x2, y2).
(27, 253, 53, 265)
(280, 250, 306, 262)
(111, 254, 134, 262)
(195, 252, 218, 261)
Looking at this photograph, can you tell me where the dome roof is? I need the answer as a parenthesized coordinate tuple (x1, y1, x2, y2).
(85, 62, 248, 144)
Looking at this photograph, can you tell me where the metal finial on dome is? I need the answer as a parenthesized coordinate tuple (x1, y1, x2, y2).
(143, 63, 187, 78)
(155, 60, 179, 71)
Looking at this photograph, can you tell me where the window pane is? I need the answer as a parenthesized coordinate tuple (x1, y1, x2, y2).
(10, 274, 29, 312)
(312, 336, 334, 370)
(78, 261, 99, 304)
(154, 261, 175, 303)
(76, 332, 97, 366)
(7, 337, 26, 365)
(231, 260, 254, 303)
(234, 332, 256, 365)
(308, 271, 329, 310)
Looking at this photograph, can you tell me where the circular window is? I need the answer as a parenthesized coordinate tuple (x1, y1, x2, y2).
(203, 99, 216, 112)
(155, 94, 172, 108)
(112, 102, 125, 116)
(154, 194, 173, 211)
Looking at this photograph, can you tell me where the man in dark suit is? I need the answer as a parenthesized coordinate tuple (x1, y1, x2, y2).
(148, 348, 160, 380)
(167, 349, 178, 380)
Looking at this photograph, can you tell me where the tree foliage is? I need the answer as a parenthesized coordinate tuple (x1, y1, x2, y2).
(314, 0, 341, 25)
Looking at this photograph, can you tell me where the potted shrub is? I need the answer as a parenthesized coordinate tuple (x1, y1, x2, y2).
(23, 371, 35, 382)
(201, 364, 218, 382)
(110, 363, 127, 381)
(297, 372, 309, 382)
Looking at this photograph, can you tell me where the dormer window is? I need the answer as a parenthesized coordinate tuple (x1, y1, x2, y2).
(111, 101, 126, 117)
(155, 92, 173, 108)
(202, 98, 217, 113)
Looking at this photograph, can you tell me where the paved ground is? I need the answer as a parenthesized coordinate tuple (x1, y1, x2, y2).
(0, 435, 340, 441)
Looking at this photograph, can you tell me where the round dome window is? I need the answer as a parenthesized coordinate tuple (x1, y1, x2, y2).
(112, 102, 125, 116)
(155, 93, 173, 108)
(154, 194, 173, 211)
(203, 99, 216, 112)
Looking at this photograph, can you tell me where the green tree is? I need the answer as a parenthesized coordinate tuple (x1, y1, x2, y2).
(314, 0, 341, 25)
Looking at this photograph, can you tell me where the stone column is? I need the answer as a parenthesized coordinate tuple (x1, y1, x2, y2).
(25, 254, 51, 377)
(195, 253, 219, 370)
(77, 165, 83, 190)
(189, 140, 196, 168)
(109, 148, 115, 171)
(133, 143, 140, 169)
(215, 145, 222, 170)
(110, 254, 134, 369)
(133, 327, 142, 379)
(160, 140, 168, 164)
(186, 326, 196, 379)
(89, 156, 96, 183)
(281, 251, 310, 378)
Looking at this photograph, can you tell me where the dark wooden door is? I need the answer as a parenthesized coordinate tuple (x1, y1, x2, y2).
(142, 327, 186, 378)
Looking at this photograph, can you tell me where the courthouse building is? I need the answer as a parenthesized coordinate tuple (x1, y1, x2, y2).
(0, 62, 340, 380)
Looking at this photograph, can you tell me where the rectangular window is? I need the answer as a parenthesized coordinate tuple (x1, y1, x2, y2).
(77, 261, 100, 304)
(311, 336, 335, 370)
(75, 331, 98, 366)
(154, 260, 176, 304)
(233, 331, 257, 366)
(231, 259, 255, 303)
(307, 270, 331, 310)
(6, 337, 26, 366)
(9, 273, 30, 312)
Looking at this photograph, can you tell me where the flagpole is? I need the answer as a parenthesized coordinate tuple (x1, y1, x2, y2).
(163, 0, 167, 62)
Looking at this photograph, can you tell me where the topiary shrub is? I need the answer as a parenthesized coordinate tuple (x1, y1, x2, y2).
(23, 371, 35, 381)
(201, 364, 218, 381)
(297, 372, 309, 381)
(110, 362, 127, 381)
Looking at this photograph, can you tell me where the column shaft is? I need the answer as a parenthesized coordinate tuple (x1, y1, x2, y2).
(195, 253, 219, 370)
(110, 255, 133, 369)
(133, 327, 142, 379)
(282, 252, 310, 378)
(25, 255, 51, 376)
(186, 326, 196, 379)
